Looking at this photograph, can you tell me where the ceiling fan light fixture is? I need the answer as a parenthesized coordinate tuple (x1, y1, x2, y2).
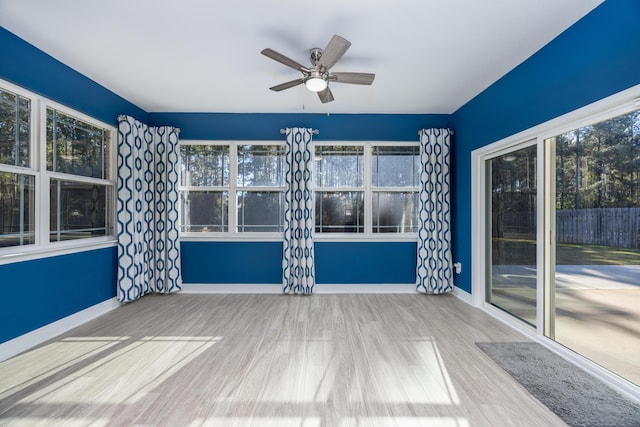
(305, 76, 328, 92)
(304, 72, 328, 92)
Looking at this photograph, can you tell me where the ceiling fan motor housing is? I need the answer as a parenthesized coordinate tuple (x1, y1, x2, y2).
(310, 48, 323, 66)
(306, 68, 328, 82)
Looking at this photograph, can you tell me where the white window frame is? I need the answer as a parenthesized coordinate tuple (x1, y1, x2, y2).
(0, 79, 116, 264)
(179, 140, 286, 241)
(314, 142, 367, 237)
(313, 141, 419, 242)
(236, 143, 286, 234)
(370, 143, 420, 234)
(179, 140, 420, 242)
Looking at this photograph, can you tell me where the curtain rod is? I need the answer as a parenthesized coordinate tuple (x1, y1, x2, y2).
(418, 129, 454, 135)
(117, 115, 181, 134)
(280, 128, 319, 135)
(418, 129, 455, 135)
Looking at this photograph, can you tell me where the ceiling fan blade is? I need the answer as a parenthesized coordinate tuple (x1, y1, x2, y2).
(331, 72, 375, 85)
(269, 78, 304, 91)
(261, 48, 309, 72)
(318, 35, 351, 69)
(318, 87, 334, 104)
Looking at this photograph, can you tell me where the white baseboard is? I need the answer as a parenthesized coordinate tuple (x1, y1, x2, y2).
(0, 298, 120, 363)
(315, 284, 417, 293)
(182, 283, 419, 294)
(182, 283, 470, 294)
(452, 286, 473, 305)
(181, 284, 283, 293)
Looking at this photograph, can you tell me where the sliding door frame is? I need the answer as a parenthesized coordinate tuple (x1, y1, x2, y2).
(471, 83, 640, 401)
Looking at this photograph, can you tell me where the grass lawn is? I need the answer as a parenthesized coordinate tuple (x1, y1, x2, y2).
(492, 238, 640, 265)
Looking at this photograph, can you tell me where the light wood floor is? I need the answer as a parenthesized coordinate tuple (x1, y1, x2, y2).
(0, 294, 567, 427)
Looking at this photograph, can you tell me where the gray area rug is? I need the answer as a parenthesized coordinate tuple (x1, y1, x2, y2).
(476, 342, 640, 427)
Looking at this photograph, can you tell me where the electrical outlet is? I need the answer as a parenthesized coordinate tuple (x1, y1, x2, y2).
(453, 262, 462, 274)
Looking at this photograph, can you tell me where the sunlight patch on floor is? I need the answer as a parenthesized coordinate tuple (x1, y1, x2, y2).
(0, 417, 110, 427)
(13, 336, 221, 405)
(0, 337, 128, 400)
(189, 417, 322, 427)
(350, 339, 460, 405)
(340, 417, 470, 427)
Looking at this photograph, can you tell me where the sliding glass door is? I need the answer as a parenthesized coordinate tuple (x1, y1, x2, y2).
(480, 105, 640, 388)
(547, 110, 640, 386)
(486, 144, 538, 326)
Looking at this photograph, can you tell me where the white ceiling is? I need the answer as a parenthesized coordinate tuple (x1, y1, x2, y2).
(0, 0, 603, 114)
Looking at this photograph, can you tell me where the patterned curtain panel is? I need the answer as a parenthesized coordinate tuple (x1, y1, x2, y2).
(416, 128, 454, 294)
(283, 128, 315, 294)
(117, 115, 182, 303)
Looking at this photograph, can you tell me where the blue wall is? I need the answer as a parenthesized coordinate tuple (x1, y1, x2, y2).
(182, 241, 417, 284)
(451, 0, 640, 293)
(149, 112, 451, 141)
(315, 242, 416, 284)
(0, 27, 145, 344)
(0, 248, 118, 343)
(182, 242, 283, 284)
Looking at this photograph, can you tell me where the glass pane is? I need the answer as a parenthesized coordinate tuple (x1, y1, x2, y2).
(46, 108, 109, 179)
(314, 145, 363, 187)
(373, 191, 418, 233)
(237, 191, 283, 232)
(0, 172, 35, 247)
(487, 145, 537, 326)
(180, 145, 229, 187)
(372, 146, 420, 187)
(315, 191, 364, 233)
(180, 190, 228, 232)
(237, 145, 285, 187)
(0, 88, 30, 167)
(551, 109, 640, 386)
(49, 179, 111, 242)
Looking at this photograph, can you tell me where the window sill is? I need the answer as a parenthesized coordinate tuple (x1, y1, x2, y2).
(0, 237, 117, 265)
(180, 233, 418, 243)
(314, 234, 418, 243)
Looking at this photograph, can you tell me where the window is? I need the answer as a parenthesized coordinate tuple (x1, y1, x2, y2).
(0, 87, 34, 248)
(314, 145, 364, 233)
(0, 172, 35, 248)
(0, 88, 30, 168)
(237, 144, 285, 232)
(314, 143, 420, 235)
(46, 108, 113, 241)
(0, 80, 115, 254)
(179, 141, 420, 239)
(371, 146, 419, 233)
(180, 144, 229, 232)
(179, 142, 285, 234)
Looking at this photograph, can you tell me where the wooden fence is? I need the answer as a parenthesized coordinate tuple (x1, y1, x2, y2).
(556, 208, 640, 249)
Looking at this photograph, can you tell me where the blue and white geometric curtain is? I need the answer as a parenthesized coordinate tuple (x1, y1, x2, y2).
(282, 128, 315, 294)
(116, 115, 182, 303)
(416, 128, 453, 294)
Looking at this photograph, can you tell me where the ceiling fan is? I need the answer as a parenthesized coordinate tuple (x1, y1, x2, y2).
(261, 34, 375, 104)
